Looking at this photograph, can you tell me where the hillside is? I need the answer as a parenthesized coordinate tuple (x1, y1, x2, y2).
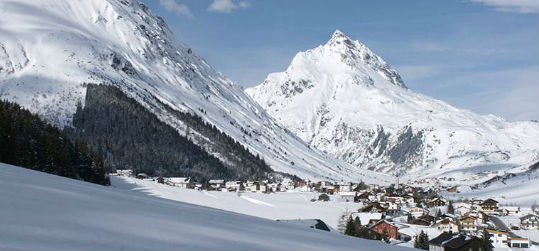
(0, 162, 411, 250)
(0, 0, 388, 182)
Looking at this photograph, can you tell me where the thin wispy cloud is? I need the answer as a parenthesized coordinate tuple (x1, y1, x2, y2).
(158, 0, 194, 18)
(470, 0, 539, 14)
(208, 0, 250, 13)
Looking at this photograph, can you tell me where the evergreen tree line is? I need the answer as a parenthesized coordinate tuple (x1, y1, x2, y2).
(155, 92, 272, 180)
(66, 84, 272, 182)
(0, 100, 109, 185)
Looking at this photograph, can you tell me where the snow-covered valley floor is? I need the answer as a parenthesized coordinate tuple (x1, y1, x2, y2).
(111, 175, 361, 229)
(0, 163, 412, 250)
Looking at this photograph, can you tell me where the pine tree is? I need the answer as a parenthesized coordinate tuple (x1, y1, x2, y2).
(414, 231, 429, 250)
(447, 200, 455, 214)
(344, 217, 356, 236)
(353, 216, 361, 232)
(382, 229, 390, 243)
(436, 209, 442, 218)
(482, 228, 493, 251)
(414, 232, 423, 249)
(407, 212, 413, 223)
(421, 231, 429, 250)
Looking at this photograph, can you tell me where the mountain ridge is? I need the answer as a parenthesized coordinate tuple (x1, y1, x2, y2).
(0, 0, 391, 182)
(246, 30, 539, 180)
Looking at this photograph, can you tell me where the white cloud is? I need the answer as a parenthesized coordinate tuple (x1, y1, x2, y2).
(470, 0, 539, 14)
(158, 0, 193, 18)
(208, 0, 249, 13)
(238, 1, 250, 8)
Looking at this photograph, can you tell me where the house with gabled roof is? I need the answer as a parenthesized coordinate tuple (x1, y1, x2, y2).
(520, 214, 539, 230)
(479, 198, 499, 213)
(429, 232, 482, 251)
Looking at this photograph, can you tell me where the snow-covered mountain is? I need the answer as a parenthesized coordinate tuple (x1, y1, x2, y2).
(0, 0, 390, 182)
(246, 30, 539, 179)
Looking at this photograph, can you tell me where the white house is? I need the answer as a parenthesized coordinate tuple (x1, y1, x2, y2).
(509, 237, 530, 249)
(208, 180, 225, 190)
(116, 169, 133, 177)
(408, 207, 427, 218)
(337, 182, 352, 192)
(486, 229, 509, 247)
(338, 191, 356, 202)
(166, 177, 191, 188)
(225, 181, 242, 192)
(245, 181, 267, 193)
(434, 218, 459, 233)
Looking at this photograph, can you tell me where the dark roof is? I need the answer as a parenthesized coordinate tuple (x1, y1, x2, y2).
(429, 232, 454, 246)
(410, 218, 431, 226)
(520, 214, 539, 220)
(444, 235, 481, 249)
(481, 198, 499, 205)
(430, 233, 481, 249)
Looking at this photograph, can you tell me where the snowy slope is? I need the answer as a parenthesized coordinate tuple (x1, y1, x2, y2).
(444, 161, 539, 206)
(0, 0, 389, 182)
(0, 162, 413, 250)
(111, 175, 361, 229)
(246, 30, 539, 179)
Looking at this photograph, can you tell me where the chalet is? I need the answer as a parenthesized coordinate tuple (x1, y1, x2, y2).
(297, 179, 312, 192)
(116, 169, 133, 177)
(351, 212, 384, 227)
(403, 194, 417, 205)
(386, 202, 400, 215)
(225, 181, 243, 192)
(356, 192, 371, 202)
(509, 237, 530, 249)
(166, 177, 192, 189)
(429, 232, 482, 251)
(315, 181, 334, 194)
(446, 186, 458, 193)
(338, 191, 357, 202)
(460, 215, 480, 233)
(434, 218, 459, 233)
(136, 173, 149, 179)
(286, 181, 295, 191)
(246, 181, 267, 193)
(427, 197, 446, 207)
(486, 229, 509, 246)
(501, 206, 520, 216)
(369, 220, 398, 239)
(408, 207, 427, 217)
(520, 214, 539, 230)
(418, 214, 436, 225)
(479, 199, 499, 212)
(208, 180, 225, 190)
(410, 218, 431, 226)
(336, 181, 352, 192)
(359, 202, 387, 214)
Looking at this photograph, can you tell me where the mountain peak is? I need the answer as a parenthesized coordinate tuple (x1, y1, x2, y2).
(327, 29, 353, 47)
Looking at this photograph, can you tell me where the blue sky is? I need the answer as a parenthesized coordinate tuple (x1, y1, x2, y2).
(142, 0, 538, 121)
